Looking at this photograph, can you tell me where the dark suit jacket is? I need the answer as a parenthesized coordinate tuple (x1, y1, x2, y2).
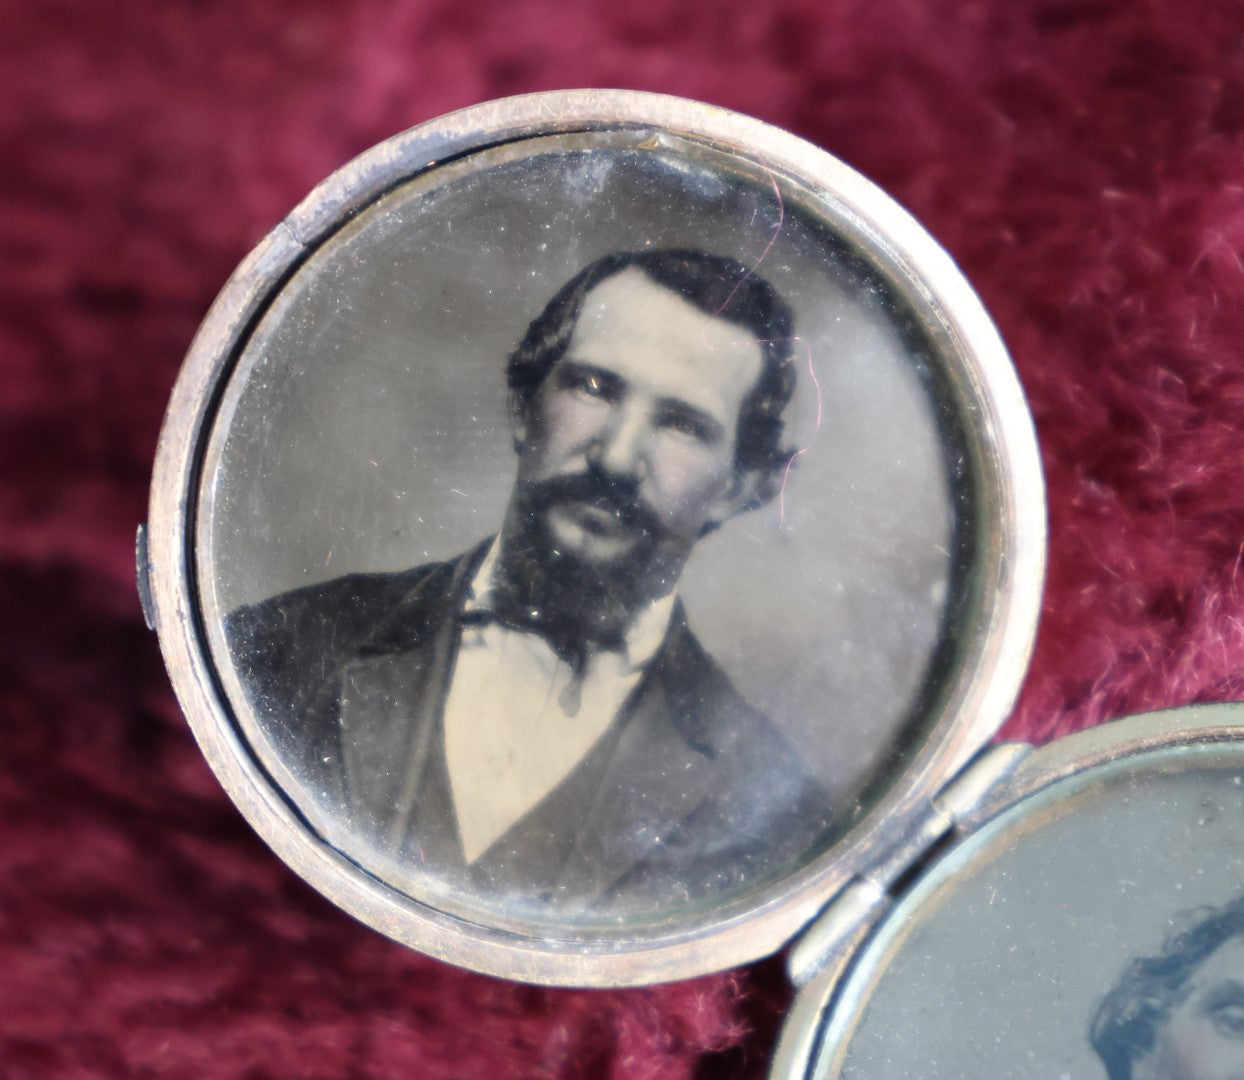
(226, 544, 835, 914)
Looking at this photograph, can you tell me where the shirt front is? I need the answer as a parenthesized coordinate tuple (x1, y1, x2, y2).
(442, 540, 677, 865)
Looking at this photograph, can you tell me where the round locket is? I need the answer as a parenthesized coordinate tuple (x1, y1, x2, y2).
(141, 90, 1045, 987)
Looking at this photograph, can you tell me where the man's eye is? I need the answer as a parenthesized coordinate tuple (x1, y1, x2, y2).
(567, 372, 610, 399)
(1210, 1004, 1244, 1039)
(661, 413, 714, 443)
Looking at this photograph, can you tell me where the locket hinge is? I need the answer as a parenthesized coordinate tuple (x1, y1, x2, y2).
(787, 740, 1032, 987)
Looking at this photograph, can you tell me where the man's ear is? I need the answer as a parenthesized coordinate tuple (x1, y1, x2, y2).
(508, 389, 529, 450)
(704, 466, 782, 531)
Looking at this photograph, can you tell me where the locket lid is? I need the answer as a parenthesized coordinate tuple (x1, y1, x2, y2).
(773, 702, 1244, 1078)
(142, 89, 1045, 986)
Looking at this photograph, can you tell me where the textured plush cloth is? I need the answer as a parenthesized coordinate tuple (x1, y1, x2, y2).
(4, 1, 1244, 1077)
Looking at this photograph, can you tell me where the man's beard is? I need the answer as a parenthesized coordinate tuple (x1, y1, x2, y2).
(492, 470, 674, 663)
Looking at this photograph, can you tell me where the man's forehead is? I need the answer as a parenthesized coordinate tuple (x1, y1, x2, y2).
(1189, 935, 1244, 992)
(568, 268, 764, 406)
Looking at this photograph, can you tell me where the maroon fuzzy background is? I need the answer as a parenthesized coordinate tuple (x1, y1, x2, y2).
(4, 1, 1244, 1076)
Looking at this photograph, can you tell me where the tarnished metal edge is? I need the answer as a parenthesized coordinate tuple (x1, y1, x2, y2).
(787, 741, 1032, 988)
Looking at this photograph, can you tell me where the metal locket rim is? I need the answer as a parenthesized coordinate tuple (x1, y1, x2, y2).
(143, 89, 1046, 986)
(770, 703, 1244, 1079)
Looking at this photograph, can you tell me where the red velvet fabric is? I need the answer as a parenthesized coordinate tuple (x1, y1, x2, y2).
(4, 1, 1244, 1076)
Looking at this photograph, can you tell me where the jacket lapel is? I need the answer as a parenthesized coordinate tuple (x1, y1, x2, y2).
(334, 545, 485, 848)
(329, 555, 733, 904)
(554, 617, 727, 902)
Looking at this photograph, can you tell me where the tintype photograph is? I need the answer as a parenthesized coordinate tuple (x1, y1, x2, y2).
(1093, 892, 1244, 1080)
(821, 754, 1244, 1080)
(195, 129, 970, 929)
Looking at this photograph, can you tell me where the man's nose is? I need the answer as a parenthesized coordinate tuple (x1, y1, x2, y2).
(586, 408, 649, 480)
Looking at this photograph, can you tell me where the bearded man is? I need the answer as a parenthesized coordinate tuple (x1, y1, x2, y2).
(228, 248, 833, 911)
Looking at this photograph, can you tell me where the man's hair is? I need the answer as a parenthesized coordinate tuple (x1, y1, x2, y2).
(1090, 894, 1244, 1080)
(506, 249, 798, 475)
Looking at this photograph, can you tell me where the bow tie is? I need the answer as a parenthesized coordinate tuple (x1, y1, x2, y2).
(459, 602, 627, 673)
(459, 603, 549, 638)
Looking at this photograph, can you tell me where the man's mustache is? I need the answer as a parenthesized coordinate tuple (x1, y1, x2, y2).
(524, 470, 660, 538)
